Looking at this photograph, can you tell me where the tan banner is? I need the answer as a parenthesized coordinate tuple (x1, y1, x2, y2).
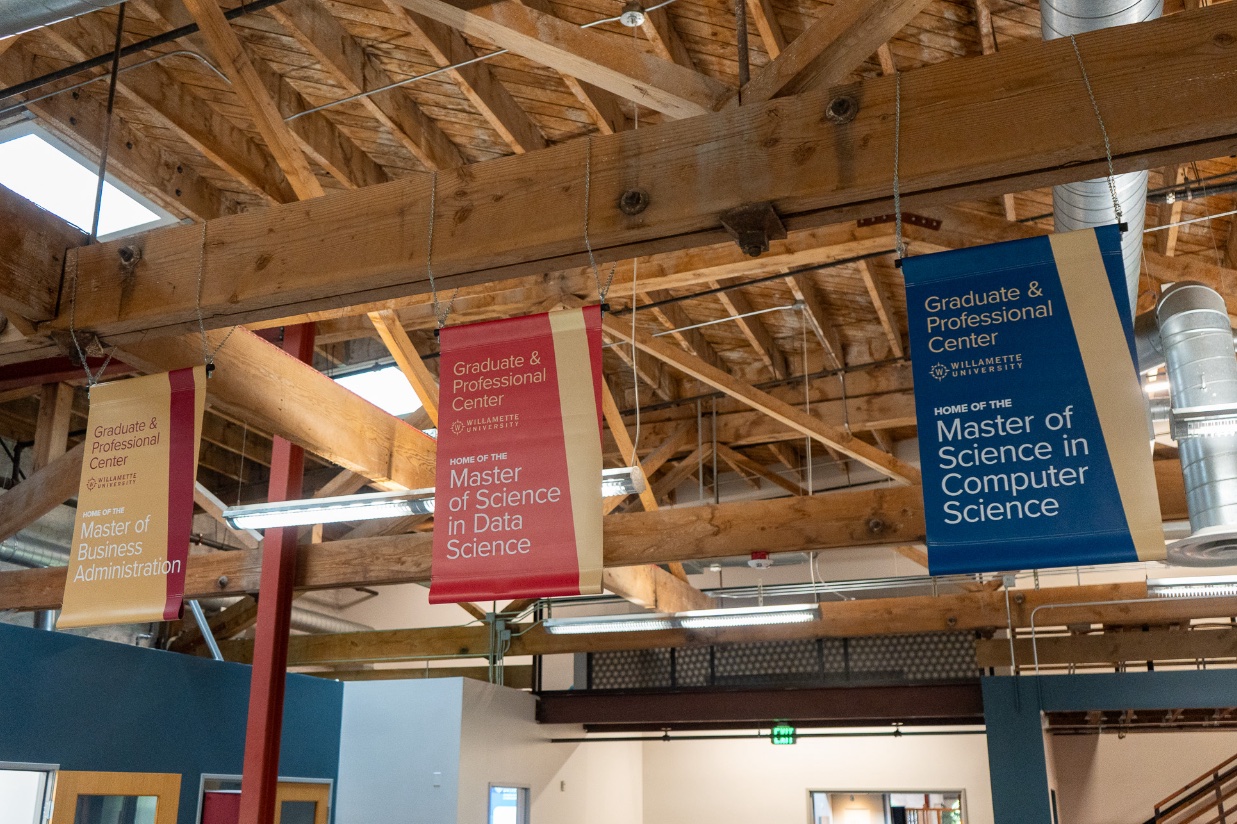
(58, 367, 206, 628)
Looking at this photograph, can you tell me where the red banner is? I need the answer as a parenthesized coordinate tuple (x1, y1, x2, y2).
(430, 306, 604, 603)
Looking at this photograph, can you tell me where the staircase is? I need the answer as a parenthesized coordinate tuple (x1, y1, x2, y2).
(1152, 752, 1237, 823)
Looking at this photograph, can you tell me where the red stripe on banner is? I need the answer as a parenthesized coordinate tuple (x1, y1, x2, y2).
(162, 367, 197, 620)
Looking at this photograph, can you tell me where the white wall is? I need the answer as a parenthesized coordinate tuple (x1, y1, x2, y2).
(1051, 731, 1237, 824)
(335, 679, 464, 824)
(640, 732, 994, 824)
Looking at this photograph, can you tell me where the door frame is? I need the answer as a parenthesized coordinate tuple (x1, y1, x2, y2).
(49, 771, 181, 824)
(194, 775, 334, 824)
(0, 761, 59, 824)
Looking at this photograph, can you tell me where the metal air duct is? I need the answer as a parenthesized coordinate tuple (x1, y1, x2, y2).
(1156, 283, 1237, 564)
(0, 1, 126, 39)
(1041, 0, 1162, 312)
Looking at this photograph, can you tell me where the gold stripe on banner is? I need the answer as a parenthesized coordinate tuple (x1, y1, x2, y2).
(547, 308, 604, 593)
(1049, 230, 1165, 561)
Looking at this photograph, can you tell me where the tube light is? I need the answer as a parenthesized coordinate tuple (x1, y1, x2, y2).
(222, 467, 646, 531)
(1169, 404, 1237, 440)
(1148, 576, 1237, 599)
(543, 613, 675, 634)
(676, 604, 822, 629)
(223, 489, 435, 531)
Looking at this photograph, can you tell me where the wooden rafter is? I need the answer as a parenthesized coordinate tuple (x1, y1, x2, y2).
(1155, 165, 1186, 257)
(739, 0, 934, 103)
(603, 317, 921, 484)
(388, 0, 729, 118)
(381, 2, 546, 154)
(858, 259, 904, 359)
(784, 273, 844, 369)
(182, 0, 326, 199)
(267, 0, 464, 171)
(746, 0, 787, 59)
(603, 565, 714, 612)
(33, 21, 293, 204)
(713, 443, 805, 496)
(641, 7, 696, 70)
(710, 282, 788, 380)
(368, 310, 441, 425)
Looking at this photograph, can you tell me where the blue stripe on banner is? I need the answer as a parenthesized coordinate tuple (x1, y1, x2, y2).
(902, 226, 1142, 575)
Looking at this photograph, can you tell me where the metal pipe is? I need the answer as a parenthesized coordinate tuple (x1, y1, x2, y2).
(1041, 0, 1163, 312)
(189, 599, 224, 661)
(1158, 282, 1237, 564)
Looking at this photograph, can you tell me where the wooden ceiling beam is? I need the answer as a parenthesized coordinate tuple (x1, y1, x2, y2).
(1154, 165, 1186, 257)
(181, 0, 325, 199)
(35, 21, 294, 204)
(858, 259, 904, 359)
(220, 581, 1237, 665)
(738, 0, 934, 104)
(368, 310, 441, 426)
(382, 2, 546, 154)
(0, 186, 83, 327)
(194, 482, 263, 550)
(603, 316, 921, 484)
(38, 7, 1237, 353)
(117, 328, 436, 491)
(387, 0, 729, 118)
(641, 7, 696, 70)
(746, 0, 787, 59)
(642, 291, 728, 374)
(652, 444, 709, 501)
(713, 443, 805, 496)
(0, 462, 1195, 615)
(268, 0, 463, 171)
(603, 564, 714, 613)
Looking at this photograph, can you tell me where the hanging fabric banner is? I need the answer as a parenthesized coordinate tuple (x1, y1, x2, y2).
(902, 225, 1164, 574)
(430, 306, 605, 603)
(58, 366, 206, 628)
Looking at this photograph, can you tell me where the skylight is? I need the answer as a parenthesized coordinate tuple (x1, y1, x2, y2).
(0, 126, 174, 239)
(335, 365, 425, 417)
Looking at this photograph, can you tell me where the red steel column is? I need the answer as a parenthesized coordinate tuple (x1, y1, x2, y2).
(238, 323, 315, 824)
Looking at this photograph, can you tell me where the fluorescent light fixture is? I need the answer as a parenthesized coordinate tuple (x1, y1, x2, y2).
(602, 465, 646, 497)
(223, 489, 435, 530)
(222, 467, 646, 530)
(543, 613, 675, 634)
(1143, 378, 1170, 397)
(335, 365, 425, 417)
(1169, 404, 1237, 440)
(677, 604, 821, 630)
(1148, 575, 1237, 599)
(0, 125, 175, 239)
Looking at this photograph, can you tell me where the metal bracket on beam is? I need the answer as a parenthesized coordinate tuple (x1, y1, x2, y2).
(720, 202, 786, 258)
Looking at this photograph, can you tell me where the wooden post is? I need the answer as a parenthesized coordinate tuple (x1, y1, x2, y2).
(237, 323, 315, 824)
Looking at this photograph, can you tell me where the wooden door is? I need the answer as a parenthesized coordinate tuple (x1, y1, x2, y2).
(49, 771, 180, 824)
(273, 782, 330, 824)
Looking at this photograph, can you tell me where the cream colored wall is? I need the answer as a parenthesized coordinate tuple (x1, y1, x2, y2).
(1051, 731, 1237, 824)
(640, 732, 994, 824)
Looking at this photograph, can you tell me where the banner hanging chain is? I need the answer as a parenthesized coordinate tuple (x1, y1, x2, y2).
(194, 221, 238, 374)
(892, 72, 906, 261)
(67, 253, 115, 387)
(1068, 34, 1124, 226)
(423, 172, 458, 328)
(583, 136, 617, 303)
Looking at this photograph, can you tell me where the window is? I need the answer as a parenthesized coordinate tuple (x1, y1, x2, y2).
(0, 765, 55, 824)
(488, 785, 529, 824)
(809, 791, 964, 824)
(334, 365, 424, 418)
(0, 123, 177, 240)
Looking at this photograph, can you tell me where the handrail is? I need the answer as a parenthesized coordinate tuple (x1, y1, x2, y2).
(1154, 759, 1237, 824)
(1158, 753, 1237, 811)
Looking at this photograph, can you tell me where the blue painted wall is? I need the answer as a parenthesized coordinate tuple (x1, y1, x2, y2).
(0, 623, 342, 824)
(983, 671, 1237, 824)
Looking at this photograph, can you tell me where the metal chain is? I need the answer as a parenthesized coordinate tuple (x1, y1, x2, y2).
(1069, 34, 1124, 226)
(892, 72, 906, 260)
(193, 221, 239, 374)
(424, 172, 458, 328)
(583, 137, 617, 303)
(66, 252, 115, 387)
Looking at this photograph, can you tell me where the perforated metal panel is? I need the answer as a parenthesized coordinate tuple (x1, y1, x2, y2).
(587, 632, 978, 690)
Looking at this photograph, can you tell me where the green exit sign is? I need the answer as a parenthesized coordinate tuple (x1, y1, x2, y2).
(770, 723, 796, 745)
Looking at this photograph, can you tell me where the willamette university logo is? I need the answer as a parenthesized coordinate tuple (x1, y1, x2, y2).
(930, 363, 950, 381)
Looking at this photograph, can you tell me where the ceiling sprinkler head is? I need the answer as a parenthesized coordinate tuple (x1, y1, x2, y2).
(620, 1, 646, 27)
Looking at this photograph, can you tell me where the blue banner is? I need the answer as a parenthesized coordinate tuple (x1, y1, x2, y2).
(902, 225, 1164, 574)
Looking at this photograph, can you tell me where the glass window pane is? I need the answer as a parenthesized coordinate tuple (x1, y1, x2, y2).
(73, 794, 157, 824)
(488, 786, 527, 824)
(0, 770, 49, 824)
(277, 799, 317, 824)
